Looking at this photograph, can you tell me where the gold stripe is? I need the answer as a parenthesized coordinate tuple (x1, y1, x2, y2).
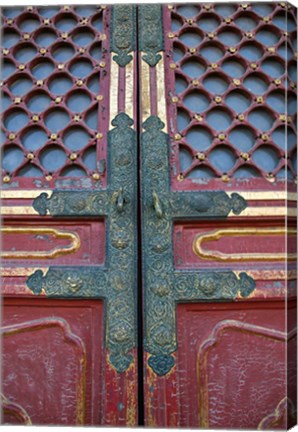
(1, 267, 48, 277)
(125, 52, 134, 120)
(228, 191, 297, 201)
(235, 269, 297, 281)
(110, 54, 119, 128)
(1, 206, 38, 215)
(156, 52, 167, 131)
(141, 55, 151, 123)
(229, 206, 297, 217)
(193, 227, 296, 262)
(1, 227, 80, 259)
(1, 190, 52, 199)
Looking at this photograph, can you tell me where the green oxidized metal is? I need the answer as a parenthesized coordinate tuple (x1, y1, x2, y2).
(110, 5, 136, 67)
(138, 4, 164, 67)
(141, 116, 256, 376)
(27, 113, 138, 374)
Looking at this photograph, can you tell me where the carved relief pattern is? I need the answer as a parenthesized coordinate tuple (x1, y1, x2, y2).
(27, 113, 137, 373)
(141, 116, 256, 376)
(139, 5, 164, 67)
(110, 5, 136, 67)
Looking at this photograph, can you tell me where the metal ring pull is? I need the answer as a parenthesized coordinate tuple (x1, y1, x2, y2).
(152, 191, 163, 218)
(116, 187, 124, 213)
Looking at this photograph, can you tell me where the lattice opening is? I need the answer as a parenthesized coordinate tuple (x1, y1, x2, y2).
(167, 2, 297, 182)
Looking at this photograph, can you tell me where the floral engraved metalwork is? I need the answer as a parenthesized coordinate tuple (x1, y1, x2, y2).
(27, 113, 137, 374)
(141, 116, 255, 376)
(110, 5, 136, 67)
(139, 5, 164, 67)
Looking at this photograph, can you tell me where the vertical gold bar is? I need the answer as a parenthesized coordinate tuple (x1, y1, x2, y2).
(110, 56, 119, 127)
(125, 52, 134, 120)
(141, 55, 151, 123)
(156, 53, 167, 132)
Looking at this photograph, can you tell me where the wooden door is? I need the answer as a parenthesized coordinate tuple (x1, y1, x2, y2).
(1, 5, 138, 426)
(138, 3, 297, 429)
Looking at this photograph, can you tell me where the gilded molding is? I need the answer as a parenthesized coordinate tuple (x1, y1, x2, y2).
(110, 5, 136, 67)
(141, 116, 255, 376)
(139, 5, 164, 67)
(26, 113, 137, 374)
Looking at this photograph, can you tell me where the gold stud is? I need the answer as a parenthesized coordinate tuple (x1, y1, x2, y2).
(44, 19, 50, 25)
(168, 32, 175, 39)
(58, 63, 65, 70)
(76, 79, 83, 87)
(225, 18, 232, 24)
(9, 133, 16, 140)
(50, 133, 58, 140)
(194, 114, 203, 121)
(221, 174, 230, 182)
(187, 19, 193, 25)
(69, 153, 77, 161)
(169, 63, 176, 69)
(290, 81, 296, 89)
(168, 5, 174, 9)
(27, 6, 33, 11)
(99, 61, 106, 68)
(246, 32, 253, 39)
(96, 132, 103, 139)
(79, 47, 85, 54)
(256, 96, 263, 103)
(2, 48, 9, 55)
(32, 115, 39, 122)
(36, 80, 43, 86)
(189, 47, 196, 54)
(92, 172, 100, 180)
(192, 79, 200, 86)
(61, 32, 68, 39)
(101, 5, 107, 9)
(3, 175, 11, 183)
(268, 47, 275, 53)
(55, 97, 62, 104)
(211, 63, 218, 70)
(287, 115, 292, 123)
(96, 95, 104, 101)
(73, 114, 81, 122)
(237, 114, 245, 121)
(250, 63, 257, 69)
(284, 31, 288, 37)
(233, 78, 241, 86)
(45, 174, 53, 181)
(261, 133, 269, 141)
(279, 114, 286, 122)
(18, 64, 25, 71)
(40, 48, 47, 55)
(266, 173, 275, 182)
(81, 18, 89, 24)
(208, 32, 215, 39)
(196, 152, 206, 161)
(218, 133, 226, 141)
(229, 47, 237, 54)
(279, 2, 286, 7)
(100, 34, 107, 41)
(241, 152, 250, 161)
(215, 96, 222, 104)
(7, 19, 13, 25)
(27, 152, 34, 160)
(174, 133, 182, 140)
(263, 16, 270, 22)
(274, 78, 281, 86)
(14, 97, 21, 104)
(241, 3, 249, 9)
(177, 173, 184, 182)
(23, 33, 30, 40)
(204, 4, 211, 10)
(171, 96, 179, 103)
(64, 5, 70, 10)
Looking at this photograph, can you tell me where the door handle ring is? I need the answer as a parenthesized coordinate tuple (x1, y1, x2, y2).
(152, 191, 163, 218)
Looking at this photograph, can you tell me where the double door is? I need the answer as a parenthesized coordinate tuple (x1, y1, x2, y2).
(1, 3, 297, 428)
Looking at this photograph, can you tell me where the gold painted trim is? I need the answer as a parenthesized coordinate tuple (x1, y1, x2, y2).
(1, 206, 38, 215)
(229, 206, 297, 218)
(193, 227, 296, 262)
(1, 190, 52, 199)
(235, 269, 297, 281)
(110, 53, 119, 127)
(1, 227, 81, 259)
(227, 191, 297, 201)
(141, 55, 151, 123)
(156, 52, 167, 131)
(125, 52, 134, 120)
(1, 267, 48, 277)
